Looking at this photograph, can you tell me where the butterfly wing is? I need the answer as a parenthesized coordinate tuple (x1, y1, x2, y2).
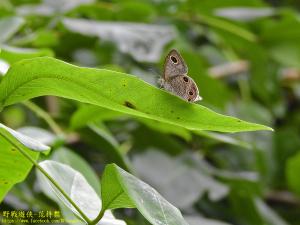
(163, 49, 188, 80)
(168, 76, 201, 102)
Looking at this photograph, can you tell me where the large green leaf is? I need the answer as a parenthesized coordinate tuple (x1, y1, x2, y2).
(0, 57, 272, 132)
(101, 164, 135, 210)
(0, 123, 49, 202)
(102, 164, 189, 225)
(71, 104, 192, 141)
(71, 105, 256, 149)
(37, 160, 189, 225)
(37, 160, 126, 225)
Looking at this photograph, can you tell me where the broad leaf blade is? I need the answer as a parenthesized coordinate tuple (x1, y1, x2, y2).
(101, 165, 135, 210)
(0, 123, 49, 202)
(37, 160, 126, 225)
(72, 105, 255, 146)
(102, 164, 189, 225)
(0, 136, 38, 202)
(0, 57, 272, 133)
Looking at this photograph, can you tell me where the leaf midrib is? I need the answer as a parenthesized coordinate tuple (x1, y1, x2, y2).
(103, 189, 124, 210)
(0, 59, 272, 132)
(1, 74, 163, 124)
(1, 74, 108, 106)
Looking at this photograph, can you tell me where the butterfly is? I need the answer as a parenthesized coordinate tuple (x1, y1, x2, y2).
(159, 49, 202, 102)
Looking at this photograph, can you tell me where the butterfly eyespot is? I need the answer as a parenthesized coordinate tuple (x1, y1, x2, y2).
(170, 56, 178, 64)
(183, 77, 188, 82)
(188, 98, 192, 102)
(189, 91, 193, 95)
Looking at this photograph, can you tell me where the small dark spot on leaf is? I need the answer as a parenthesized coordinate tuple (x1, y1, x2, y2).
(124, 101, 136, 109)
(11, 148, 16, 152)
(177, 117, 180, 119)
(4, 181, 8, 184)
(237, 120, 241, 122)
(170, 110, 174, 113)
(122, 84, 126, 87)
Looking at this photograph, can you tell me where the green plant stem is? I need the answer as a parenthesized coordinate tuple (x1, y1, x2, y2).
(179, 13, 257, 42)
(22, 100, 64, 136)
(238, 78, 251, 102)
(197, 14, 257, 42)
(0, 132, 92, 224)
(91, 189, 124, 224)
(91, 208, 106, 225)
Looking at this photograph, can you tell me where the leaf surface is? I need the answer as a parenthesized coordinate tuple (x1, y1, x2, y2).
(102, 164, 189, 225)
(0, 123, 49, 202)
(0, 57, 272, 133)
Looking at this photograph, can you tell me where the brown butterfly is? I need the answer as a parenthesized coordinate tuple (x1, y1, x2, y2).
(159, 49, 202, 102)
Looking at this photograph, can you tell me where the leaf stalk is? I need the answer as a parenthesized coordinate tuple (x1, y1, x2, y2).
(0, 131, 92, 224)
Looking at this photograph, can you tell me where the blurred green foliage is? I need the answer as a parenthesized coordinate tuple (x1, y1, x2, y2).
(0, 0, 300, 225)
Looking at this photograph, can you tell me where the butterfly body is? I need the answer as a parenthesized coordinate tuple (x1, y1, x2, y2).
(160, 49, 202, 102)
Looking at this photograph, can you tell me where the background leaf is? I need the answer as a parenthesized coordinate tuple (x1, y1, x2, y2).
(286, 152, 300, 196)
(62, 18, 175, 62)
(0, 16, 24, 43)
(132, 150, 229, 209)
